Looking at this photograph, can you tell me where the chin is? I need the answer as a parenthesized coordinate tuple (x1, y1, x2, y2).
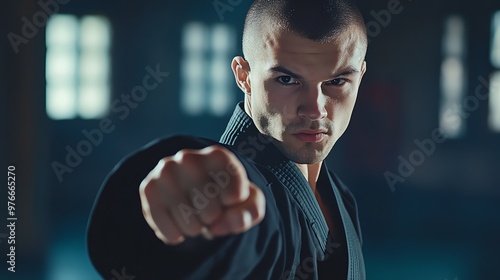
(276, 143, 328, 164)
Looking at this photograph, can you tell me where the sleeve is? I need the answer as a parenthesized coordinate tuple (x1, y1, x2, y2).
(86, 135, 285, 280)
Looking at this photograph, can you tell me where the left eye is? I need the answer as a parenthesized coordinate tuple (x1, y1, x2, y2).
(327, 78, 347, 86)
(276, 76, 298, 85)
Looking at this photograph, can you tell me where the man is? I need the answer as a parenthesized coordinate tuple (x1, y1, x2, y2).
(87, 0, 368, 279)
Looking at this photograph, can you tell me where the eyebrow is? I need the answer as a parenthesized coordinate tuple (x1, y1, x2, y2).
(270, 66, 304, 80)
(335, 68, 360, 77)
(270, 65, 360, 80)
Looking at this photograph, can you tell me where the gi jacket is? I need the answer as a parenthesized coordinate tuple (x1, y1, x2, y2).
(87, 102, 365, 279)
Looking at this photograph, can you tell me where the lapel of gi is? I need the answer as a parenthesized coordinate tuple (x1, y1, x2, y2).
(325, 166, 365, 280)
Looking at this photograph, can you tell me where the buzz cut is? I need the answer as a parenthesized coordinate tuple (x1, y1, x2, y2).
(242, 0, 367, 62)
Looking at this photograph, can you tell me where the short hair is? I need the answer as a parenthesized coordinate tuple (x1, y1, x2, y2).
(242, 0, 367, 62)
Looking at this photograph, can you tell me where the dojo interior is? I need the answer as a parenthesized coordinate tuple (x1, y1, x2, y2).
(2, 0, 500, 279)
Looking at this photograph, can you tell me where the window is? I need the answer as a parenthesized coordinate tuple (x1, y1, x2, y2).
(439, 15, 467, 138)
(489, 11, 500, 132)
(46, 15, 111, 120)
(180, 22, 235, 116)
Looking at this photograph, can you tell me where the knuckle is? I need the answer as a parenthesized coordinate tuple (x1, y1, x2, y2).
(253, 188, 266, 220)
(247, 202, 261, 222)
(173, 149, 189, 159)
(139, 179, 158, 201)
(222, 180, 249, 205)
(255, 203, 266, 223)
(238, 185, 265, 225)
(210, 145, 227, 155)
(206, 145, 232, 161)
(174, 150, 199, 165)
(225, 161, 242, 176)
(158, 157, 177, 176)
(228, 211, 248, 232)
(224, 184, 243, 200)
(140, 171, 184, 208)
(140, 174, 169, 201)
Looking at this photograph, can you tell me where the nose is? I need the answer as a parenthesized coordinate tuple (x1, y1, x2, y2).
(297, 85, 327, 121)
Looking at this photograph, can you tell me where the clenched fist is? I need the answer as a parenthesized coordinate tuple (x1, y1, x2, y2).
(139, 145, 266, 245)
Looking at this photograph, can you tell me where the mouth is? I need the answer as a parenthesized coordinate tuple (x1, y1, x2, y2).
(292, 130, 328, 143)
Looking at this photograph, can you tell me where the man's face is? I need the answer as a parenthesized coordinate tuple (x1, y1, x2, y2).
(235, 26, 366, 164)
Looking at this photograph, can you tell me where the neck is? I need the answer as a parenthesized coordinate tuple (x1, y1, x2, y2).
(295, 161, 323, 191)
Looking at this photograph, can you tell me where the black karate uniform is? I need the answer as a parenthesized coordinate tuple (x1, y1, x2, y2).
(87, 102, 365, 279)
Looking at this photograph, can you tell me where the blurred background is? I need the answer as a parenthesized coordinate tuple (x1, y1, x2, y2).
(1, 0, 500, 279)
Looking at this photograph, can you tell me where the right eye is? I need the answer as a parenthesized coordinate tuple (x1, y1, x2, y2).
(276, 76, 298, 85)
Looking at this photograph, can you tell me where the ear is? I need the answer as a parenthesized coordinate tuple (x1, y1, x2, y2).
(231, 56, 252, 96)
(360, 61, 367, 80)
